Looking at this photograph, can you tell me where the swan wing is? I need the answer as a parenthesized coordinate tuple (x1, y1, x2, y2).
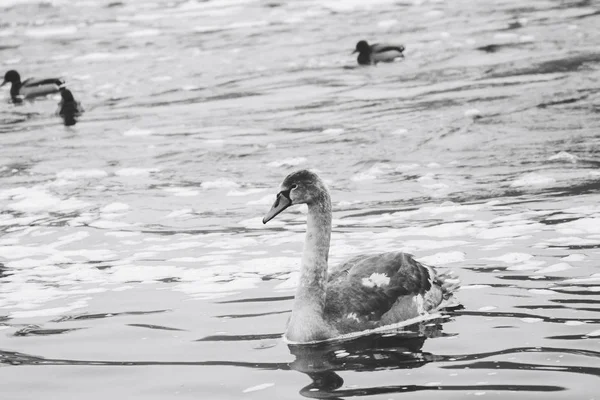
(324, 252, 433, 322)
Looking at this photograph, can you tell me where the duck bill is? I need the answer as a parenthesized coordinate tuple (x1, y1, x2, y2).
(262, 192, 292, 224)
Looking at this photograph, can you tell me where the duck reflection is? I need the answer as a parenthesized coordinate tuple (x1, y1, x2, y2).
(288, 318, 447, 398)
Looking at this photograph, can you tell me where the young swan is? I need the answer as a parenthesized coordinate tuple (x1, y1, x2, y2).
(263, 170, 458, 343)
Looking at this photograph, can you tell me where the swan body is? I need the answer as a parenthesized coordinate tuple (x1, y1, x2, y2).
(353, 40, 405, 65)
(263, 170, 458, 343)
(1, 70, 64, 102)
(56, 87, 83, 126)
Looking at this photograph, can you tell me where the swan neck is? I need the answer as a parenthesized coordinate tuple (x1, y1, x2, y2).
(286, 188, 334, 342)
(293, 194, 332, 310)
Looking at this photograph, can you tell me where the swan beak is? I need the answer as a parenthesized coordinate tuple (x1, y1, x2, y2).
(351, 49, 358, 54)
(0, 80, 7, 87)
(262, 192, 292, 224)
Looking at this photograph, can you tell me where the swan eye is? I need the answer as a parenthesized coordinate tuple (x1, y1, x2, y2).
(291, 184, 298, 189)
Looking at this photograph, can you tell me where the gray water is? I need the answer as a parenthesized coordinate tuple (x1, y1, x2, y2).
(1, 0, 599, 398)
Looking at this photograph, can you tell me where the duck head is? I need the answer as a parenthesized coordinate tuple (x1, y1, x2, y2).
(263, 169, 327, 224)
(1, 70, 21, 87)
(60, 87, 75, 102)
(352, 40, 370, 55)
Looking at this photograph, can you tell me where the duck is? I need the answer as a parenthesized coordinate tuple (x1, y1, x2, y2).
(352, 40, 405, 65)
(263, 169, 459, 343)
(56, 87, 83, 126)
(1, 70, 64, 102)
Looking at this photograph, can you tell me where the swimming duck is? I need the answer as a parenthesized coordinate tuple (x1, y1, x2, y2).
(1, 70, 64, 102)
(263, 170, 458, 343)
(353, 40, 405, 65)
(56, 87, 83, 126)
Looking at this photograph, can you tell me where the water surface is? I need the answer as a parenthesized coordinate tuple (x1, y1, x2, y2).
(1, 0, 599, 398)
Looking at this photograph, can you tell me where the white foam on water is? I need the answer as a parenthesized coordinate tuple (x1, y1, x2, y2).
(3, 187, 90, 214)
(396, 222, 475, 238)
(529, 289, 555, 295)
(395, 163, 420, 172)
(267, 157, 307, 168)
(51, 231, 90, 248)
(168, 256, 225, 263)
(75, 52, 139, 62)
(351, 171, 377, 182)
(150, 76, 173, 82)
(351, 164, 393, 182)
(165, 209, 193, 218)
(242, 383, 275, 393)
(10, 299, 88, 319)
(201, 179, 239, 189)
(417, 251, 465, 265)
(586, 329, 600, 337)
(25, 26, 77, 37)
(521, 317, 543, 323)
(226, 188, 266, 196)
(274, 272, 299, 290)
(477, 222, 542, 240)
(235, 257, 299, 275)
(126, 29, 160, 37)
(535, 263, 572, 274)
(507, 260, 546, 271)
(556, 217, 600, 234)
(548, 151, 577, 163)
(321, 128, 345, 135)
(519, 35, 535, 42)
(460, 285, 491, 290)
(464, 108, 481, 118)
(101, 202, 130, 213)
(109, 264, 182, 283)
(486, 253, 533, 264)
(56, 169, 108, 179)
(164, 187, 199, 197)
(377, 19, 397, 28)
(543, 236, 599, 246)
(390, 129, 409, 136)
(175, 277, 262, 298)
(562, 274, 600, 284)
(89, 220, 132, 229)
(402, 240, 469, 252)
(423, 202, 484, 215)
(105, 231, 140, 238)
(510, 173, 556, 188)
(564, 320, 585, 326)
(115, 168, 159, 176)
(123, 127, 154, 136)
(478, 306, 497, 312)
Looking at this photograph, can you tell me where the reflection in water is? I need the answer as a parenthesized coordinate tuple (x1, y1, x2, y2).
(287, 317, 572, 398)
(289, 319, 443, 397)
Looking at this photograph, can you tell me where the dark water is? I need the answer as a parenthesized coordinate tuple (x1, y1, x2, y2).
(1, 0, 599, 398)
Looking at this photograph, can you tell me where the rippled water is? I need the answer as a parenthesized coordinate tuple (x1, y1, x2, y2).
(1, 0, 599, 398)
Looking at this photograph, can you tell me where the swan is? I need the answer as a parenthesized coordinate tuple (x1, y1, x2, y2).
(263, 169, 458, 343)
(352, 40, 405, 66)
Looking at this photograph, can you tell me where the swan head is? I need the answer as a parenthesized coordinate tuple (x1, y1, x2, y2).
(263, 169, 327, 224)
